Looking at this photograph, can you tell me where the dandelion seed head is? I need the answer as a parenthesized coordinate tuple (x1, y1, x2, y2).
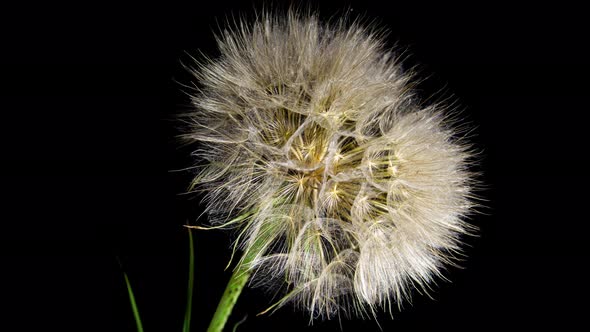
(184, 10, 479, 320)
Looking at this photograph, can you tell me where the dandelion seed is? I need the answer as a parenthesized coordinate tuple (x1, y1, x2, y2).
(182, 9, 479, 329)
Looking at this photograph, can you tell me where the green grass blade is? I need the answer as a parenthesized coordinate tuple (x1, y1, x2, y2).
(232, 315, 247, 332)
(123, 271, 145, 332)
(182, 229, 195, 332)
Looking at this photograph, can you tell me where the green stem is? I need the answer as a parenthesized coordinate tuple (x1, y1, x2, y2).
(206, 264, 252, 332)
(206, 210, 272, 331)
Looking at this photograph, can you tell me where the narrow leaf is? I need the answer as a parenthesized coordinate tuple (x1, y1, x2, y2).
(123, 271, 145, 332)
(182, 229, 195, 332)
(232, 315, 248, 332)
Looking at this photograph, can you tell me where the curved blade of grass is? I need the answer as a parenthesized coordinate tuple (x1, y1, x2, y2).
(123, 271, 145, 332)
(232, 315, 247, 332)
(182, 229, 195, 332)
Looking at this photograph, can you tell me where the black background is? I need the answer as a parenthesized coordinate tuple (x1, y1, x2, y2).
(1, 1, 588, 331)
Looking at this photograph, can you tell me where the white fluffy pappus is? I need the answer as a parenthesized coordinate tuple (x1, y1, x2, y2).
(182, 10, 480, 320)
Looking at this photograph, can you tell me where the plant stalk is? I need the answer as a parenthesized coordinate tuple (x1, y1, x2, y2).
(205, 212, 269, 332)
(206, 264, 252, 332)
